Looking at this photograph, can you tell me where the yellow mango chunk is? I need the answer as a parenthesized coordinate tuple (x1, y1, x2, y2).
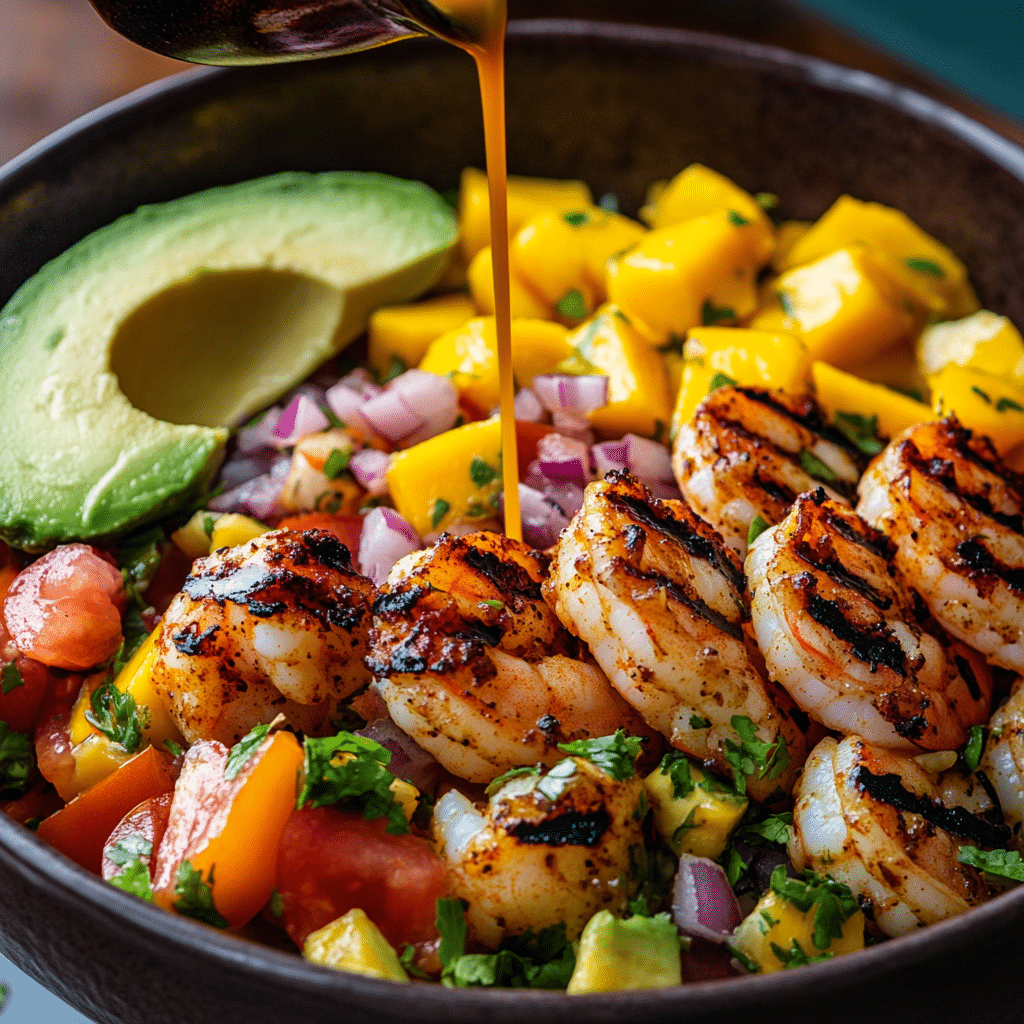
(512, 211, 594, 310)
(608, 210, 770, 344)
(643, 758, 748, 860)
(367, 293, 477, 377)
(458, 166, 592, 263)
(171, 510, 215, 560)
(753, 246, 922, 370)
(578, 209, 647, 297)
(779, 195, 978, 319)
(645, 163, 775, 262)
(731, 887, 864, 973)
(510, 320, 574, 386)
(669, 326, 809, 440)
(930, 365, 1024, 455)
(569, 306, 671, 440)
(209, 513, 270, 551)
(303, 908, 408, 981)
(918, 310, 1024, 383)
(467, 245, 553, 321)
(811, 361, 933, 441)
(387, 416, 502, 536)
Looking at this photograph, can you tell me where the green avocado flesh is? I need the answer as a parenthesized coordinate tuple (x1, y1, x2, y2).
(0, 171, 458, 550)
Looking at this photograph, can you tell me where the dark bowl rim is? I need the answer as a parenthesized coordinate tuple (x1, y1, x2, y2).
(1, 16, 1023, 1016)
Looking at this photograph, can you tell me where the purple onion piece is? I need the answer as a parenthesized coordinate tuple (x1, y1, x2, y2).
(348, 448, 391, 496)
(591, 439, 629, 478)
(535, 431, 592, 487)
(356, 716, 444, 796)
(551, 409, 594, 444)
(360, 389, 426, 444)
(236, 406, 282, 454)
(207, 458, 290, 520)
(511, 483, 571, 549)
(532, 373, 609, 414)
(672, 853, 743, 944)
(218, 453, 274, 490)
(325, 381, 372, 434)
(387, 370, 460, 446)
(513, 387, 545, 423)
(358, 506, 421, 585)
(272, 394, 330, 447)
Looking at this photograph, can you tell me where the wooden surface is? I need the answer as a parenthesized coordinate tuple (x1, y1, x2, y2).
(1, 0, 1022, 169)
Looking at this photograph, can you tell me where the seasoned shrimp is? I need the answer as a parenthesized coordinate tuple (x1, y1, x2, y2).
(672, 387, 862, 556)
(433, 755, 643, 947)
(151, 528, 374, 745)
(748, 489, 992, 751)
(789, 734, 1003, 936)
(857, 417, 1024, 671)
(367, 530, 653, 784)
(979, 678, 1024, 846)
(544, 470, 815, 802)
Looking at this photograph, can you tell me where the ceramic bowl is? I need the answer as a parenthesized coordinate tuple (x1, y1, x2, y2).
(0, 20, 1022, 1024)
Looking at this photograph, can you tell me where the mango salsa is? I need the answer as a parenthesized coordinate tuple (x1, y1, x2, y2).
(367, 293, 477, 377)
(930, 364, 1024, 455)
(918, 309, 1024, 382)
(467, 245, 553, 321)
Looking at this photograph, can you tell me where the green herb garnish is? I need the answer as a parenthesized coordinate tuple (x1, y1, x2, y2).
(173, 861, 227, 928)
(558, 729, 644, 781)
(727, 944, 761, 974)
(85, 682, 143, 753)
(224, 722, 272, 780)
(431, 498, 451, 530)
(771, 939, 833, 968)
(689, 715, 711, 729)
(0, 722, 33, 795)
(708, 371, 738, 392)
(484, 764, 541, 796)
(724, 716, 790, 795)
(956, 846, 1024, 885)
(658, 751, 695, 800)
(382, 355, 407, 384)
(1, 662, 24, 695)
(563, 211, 589, 227)
(747, 514, 771, 547)
(798, 449, 840, 484)
(905, 257, 945, 277)
(833, 411, 885, 456)
(470, 457, 499, 487)
(961, 725, 985, 773)
(769, 866, 859, 950)
(701, 299, 736, 326)
(997, 396, 1024, 413)
(323, 447, 351, 479)
(556, 289, 588, 320)
(727, 210, 750, 226)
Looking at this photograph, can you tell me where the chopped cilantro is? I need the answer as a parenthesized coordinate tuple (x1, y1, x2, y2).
(117, 525, 165, 591)
(776, 289, 795, 317)
(105, 834, 153, 867)
(961, 725, 985, 773)
(997, 396, 1024, 413)
(111, 602, 150, 676)
(297, 731, 409, 835)
(558, 729, 644, 781)
(480, 598, 505, 611)
(105, 834, 155, 901)
(735, 811, 794, 847)
(382, 355, 407, 384)
(905, 257, 945, 277)
(689, 714, 711, 729)
(268, 889, 284, 918)
(771, 938, 833, 968)
(173, 861, 227, 928)
(956, 845, 1024, 884)
(0, 723, 33, 795)
(85, 682, 143, 753)
(701, 299, 736, 326)
(164, 739, 184, 757)
(556, 289, 588, 320)
(755, 192, 780, 210)
(202, 514, 216, 539)
(798, 449, 840, 485)
(727, 210, 750, 226)
(658, 751, 695, 800)
(563, 210, 590, 227)
(708, 371, 738, 393)
(470, 457, 499, 487)
(758, 909, 779, 934)
(1, 662, 24, 695)
(535, 758, 579, 801)
(323, 447, 351, 479)
(727, 944, 760, 973)
(723, 845, 747, 887)
(322, 405, 345, 429)
(109, 858, 154, 902)
(971, 385, 992, 404)
(436, 897, 469, 976)
(833, 411, 885, 456)
(224, 722, 272, 780)
(400, 944, 432, 980)
(431, 498, 451, 530)
(485, 764, 541, 796)
(723, 716, 790, 796)
(747, 514, 771, 547)
(671, 806, 699, 845)
(769, 866, 858, 950)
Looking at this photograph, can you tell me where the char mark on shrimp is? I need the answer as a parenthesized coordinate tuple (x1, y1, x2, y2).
(511, 809, 611, 847)
(956, 537, 1024, 593)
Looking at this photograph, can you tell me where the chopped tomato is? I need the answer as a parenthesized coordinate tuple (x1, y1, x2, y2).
(515, 420, 557, 468)
(33, 673, 83, 801)
(0, 656, 56, 734)
(275, 808, 447, 950)
(101, 791, 173, 882)
(0, 781, 63, 825)
(4, 545, 126, 670)
(276, 513, 364, 558)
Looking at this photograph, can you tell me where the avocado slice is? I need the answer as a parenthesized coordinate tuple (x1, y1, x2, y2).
(0, 171, 457, 549)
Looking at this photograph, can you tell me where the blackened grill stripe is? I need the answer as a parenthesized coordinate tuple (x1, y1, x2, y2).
(511, 809, 611, 846)
(172, 624, 220, 655)
(372, 585, 429, 617)
(956, 538, 1024, 593)
(824, 507, 893, 560)
(954, 654, 983, 701)
(795, 541, 893, 611)
(854, 766, 1011, 847)
(463, 545, 543, 601)
(805, 593, 906, 675)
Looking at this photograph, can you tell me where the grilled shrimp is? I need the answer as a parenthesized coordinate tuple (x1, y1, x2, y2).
(544, 470, 815, 802)
(367, 530, 652, 784)
(672, 387, 862, 556)
(857, 417, 1024, 671)
(789, 734, 1003, 937)
(151, 529, 374, 745)
(979, 678, 1024, 846)
(748, 490, 992, 752)
(433, 755, 643, 947)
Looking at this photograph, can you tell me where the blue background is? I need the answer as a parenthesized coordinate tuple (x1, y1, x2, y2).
(2, 1, 1020, 1021)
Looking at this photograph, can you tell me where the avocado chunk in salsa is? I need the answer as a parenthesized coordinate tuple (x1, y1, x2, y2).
(0, 171, 457, 550)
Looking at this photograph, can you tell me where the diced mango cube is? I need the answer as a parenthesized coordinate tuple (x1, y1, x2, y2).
(930, 365, 1024, 455)
(512, 211, 594, 310)
(779, 195, 978, 319)
(918, 310, 1024, 383)
(387, 417, 502, 536)
(752, 246, 922, 370)
(303, 908, 408, 981)
(171, 509, 217, 560)
(643, 758, 748, 859)
(209, 513, 270, 551)
(367, 294, 477, 377)
(608, 210, 770, 344)
(811, 361, 932, 441)
(467, 246, 553, 321)
(569, 306, 672, 440)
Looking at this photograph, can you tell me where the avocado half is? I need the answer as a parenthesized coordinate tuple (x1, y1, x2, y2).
(0, 171, 457, 550)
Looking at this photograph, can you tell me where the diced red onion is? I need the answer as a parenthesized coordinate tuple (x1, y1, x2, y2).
(387, 370, 460, 446)
(551, 410, 594, 444)
(540, 480, 585, 518)
(338, 367, 383, 398)
(349, 448, 391, 496)
(325, 381, 373, 434)
(272, 394, 330, 447)
(218, 453, 274, 490)
(532, 373, 609, 414)
(672, 853, 743, 944)
(236, 406, 282, 453)
(509, 483, 571, 549)
(514, 387, 545, 423)
(356, 716, 444, 796)
(591, 439, 629, 478)
(360, 389, 426, 444)
(208, 456, 290, 519)
(283, 382, 327, 409)
(622, 433, 681, 499)
(536, 432, 592, 487)
(359, 506, 421, 585)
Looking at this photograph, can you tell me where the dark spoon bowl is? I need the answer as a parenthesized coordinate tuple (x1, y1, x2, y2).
(1, 20, 1022, 1024)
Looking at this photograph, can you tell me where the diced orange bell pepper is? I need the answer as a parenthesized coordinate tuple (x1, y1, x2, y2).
(35, 744, 177, 875)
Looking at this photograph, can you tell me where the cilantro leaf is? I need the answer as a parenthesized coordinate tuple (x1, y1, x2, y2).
(436, 897, 469, 976)
(798, 449, 839, 485)
(769, 866, 859, 950)
(470, 457, 499, 487)
(735, 811, 794, 847)
(556, 289, 588, 320)
(202, 514, 216, 539)
(485, 764, 541, 796)
(747, 514, 771, 547)
(658, 751, 695, 800)
(708, 371, 738, 392)
(701, 299, 736, 326)
(727, 944, 760, 973)
(563, 211, 589, 227)
(444, 919, 576, 989)
(956, 845, 1024, 884)
(997, 396, 1024, 413)
(298, 731, 409, 835)
(961, 725, 985, 773)
(723, 716, 790, 795)
(111, 603, 150, 676)
(755, 192, 780, 210)
(557, 729, 643, 781)
(905, 257, 945, 277)
(109, 858, 154, 902)
(535, 758, 578, 802)
(971, 385, 993, 404)
(723, 845, 747, 887)
(771, 938, 833, 968)
(85, 681, 143, 754)
(224, 722, 272, 780)
(833, 411, 885, 456)
(173, 861, 227, 928)
(105, 834, 153, 867)
(164, 739, 184, 757)
(323, 447, 351, 479)
(1, 662, 24, 695)
(0, 722, 34, 795)
(776, 289, 795, 316)
(382, 355, 407, 384)
(431, 498, 451, 530)
(399, 944, 432, 980)
(689, 715, 711, 729)
(727, 210, 750, 226)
